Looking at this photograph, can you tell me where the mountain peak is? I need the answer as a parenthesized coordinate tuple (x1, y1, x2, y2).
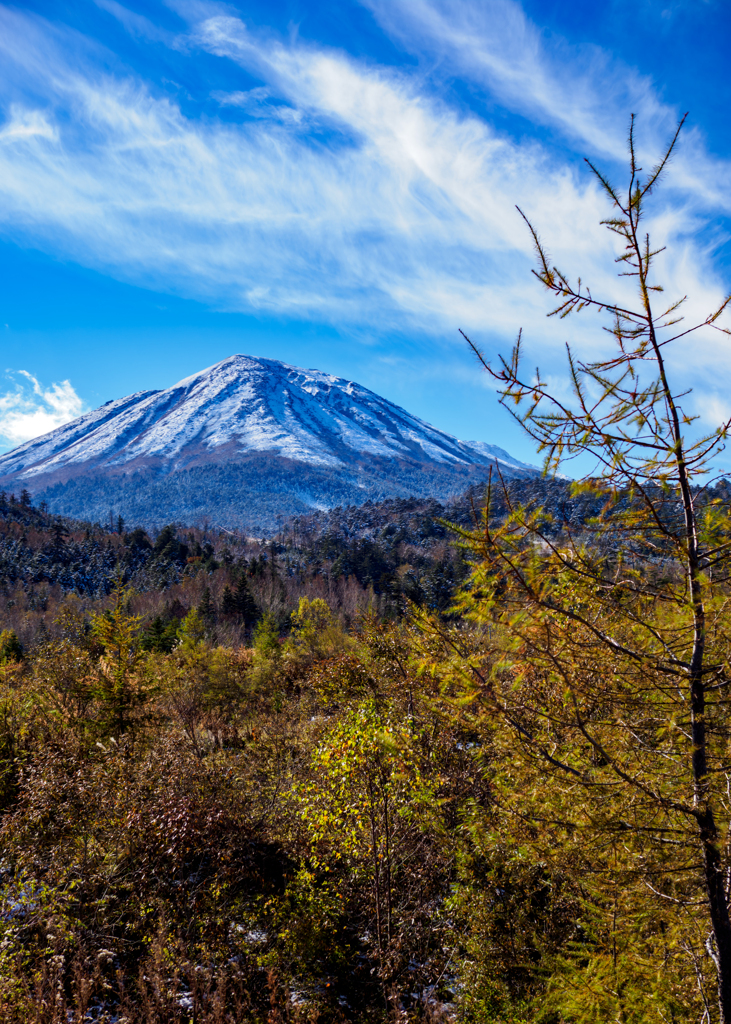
(0, 354, 535, 530)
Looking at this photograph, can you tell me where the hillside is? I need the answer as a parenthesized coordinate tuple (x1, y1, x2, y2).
(0, 355, 535, 532)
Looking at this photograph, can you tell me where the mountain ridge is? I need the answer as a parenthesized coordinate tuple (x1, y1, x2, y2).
(0, 354, 535, 531)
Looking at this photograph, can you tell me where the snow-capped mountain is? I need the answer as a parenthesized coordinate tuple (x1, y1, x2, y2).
(0, 355, 530, 477)
(0, 355, 535, 531)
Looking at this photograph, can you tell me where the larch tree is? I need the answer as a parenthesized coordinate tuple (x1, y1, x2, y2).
(457, 115, 731, 1020)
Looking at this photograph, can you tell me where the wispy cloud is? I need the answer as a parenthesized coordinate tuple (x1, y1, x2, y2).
(211, 86, 304, 124)
(362, 0, 671, 160)
(0, 371, 86, 447)
(0, 106, 57, 142)
(0, 1, 727, 417)
(0, 6, 582, 334)
(93, 0, 173, 44)
(363, 0, 731, 221)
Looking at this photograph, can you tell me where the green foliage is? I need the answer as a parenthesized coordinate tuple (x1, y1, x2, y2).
(0, 612, 465, 1020)
(140, 614, 179, 653)
(152, 523, 189, 563)
(0, 668, 33, 811)
(198, 585, 215, 624)
(454, 115, 731, 1020)
(252, 610, 280, 659)
(90, 579, 146, 735)
(156, 643, 248, 755)
(125, 526, 152, 551)
(296, 698, 442, 996)
(221, 574, 260, 626)
(2, 582, 718, 1020)
(298, 700, 429, 862)
(177, 607, 207, 649)
(255, 867, 349, 996)
(0, 629, 23, 663)
(234, 573, 259, 625)
(288, 596, 347, 658)
(220, 583, 235, 614)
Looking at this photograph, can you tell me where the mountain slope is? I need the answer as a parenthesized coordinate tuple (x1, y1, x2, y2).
(0, 355, 535, 531)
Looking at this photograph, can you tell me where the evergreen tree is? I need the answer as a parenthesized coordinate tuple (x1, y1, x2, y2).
(198, 586, 215, 623)
(126, 528, 151, 551)
(178, 608, 207, 649)
(220, 584, 236, 616)
(234, 573, 259, 626)
(90, 580, 144, 736)
(0, 629, 23, 663)
(140, 616, 178, 654)
(253, 611, 280, 658)
(153, 524, 188, 564)
(52, 517, 69, 551)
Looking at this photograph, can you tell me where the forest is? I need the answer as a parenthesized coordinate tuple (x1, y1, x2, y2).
(2, 465, 731, 1023)
(33, 452, 502, 536)
(3, 119, 731, 1024)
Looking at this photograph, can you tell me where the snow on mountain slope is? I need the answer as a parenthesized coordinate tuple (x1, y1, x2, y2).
(0, 355, 534, 482)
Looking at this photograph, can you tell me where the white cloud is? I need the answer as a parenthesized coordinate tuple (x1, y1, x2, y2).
(93, 0, 174, 44)
(210, 86, 304, 124)
(0, 7, 576, 333)
(361, 0, 667, 158)
(0, 371, 86, 446)
(361, 0, 731, 207)
(0, 1, 726, 422)
(0, 105, 57, 142)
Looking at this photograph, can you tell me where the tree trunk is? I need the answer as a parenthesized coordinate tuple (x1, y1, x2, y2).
(698, 808, 731, 1022)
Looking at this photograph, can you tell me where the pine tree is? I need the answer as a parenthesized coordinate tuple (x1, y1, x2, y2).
(52, 517, 69, 551)
(198, 586, 215, 623)
(90, 579, 144, 736)
(234, 574, 259, 626)
(0, 630, 23, 663)
(220, 584, 236, 616)
(140, 616, 178, 653)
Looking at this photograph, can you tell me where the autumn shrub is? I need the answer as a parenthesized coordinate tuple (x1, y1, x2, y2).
(2, 577, 690, 1020)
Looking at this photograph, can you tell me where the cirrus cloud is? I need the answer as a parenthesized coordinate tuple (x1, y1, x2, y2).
(0, 0, 727, 429)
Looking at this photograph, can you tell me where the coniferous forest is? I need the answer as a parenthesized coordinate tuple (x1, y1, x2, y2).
(3, 121, 731, 1024)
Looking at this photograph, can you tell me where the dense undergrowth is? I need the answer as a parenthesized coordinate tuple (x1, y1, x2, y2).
(1, 481, 728, 1022)
(0, 590, 534, 1023)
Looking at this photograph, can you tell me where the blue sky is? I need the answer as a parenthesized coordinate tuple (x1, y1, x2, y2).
(0, 0, 729, 466)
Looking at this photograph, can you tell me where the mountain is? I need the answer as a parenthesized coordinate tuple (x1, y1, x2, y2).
(0, 355, 535, 532)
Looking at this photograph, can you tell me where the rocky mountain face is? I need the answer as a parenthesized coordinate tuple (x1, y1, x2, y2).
(0, 355, 535, 532)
